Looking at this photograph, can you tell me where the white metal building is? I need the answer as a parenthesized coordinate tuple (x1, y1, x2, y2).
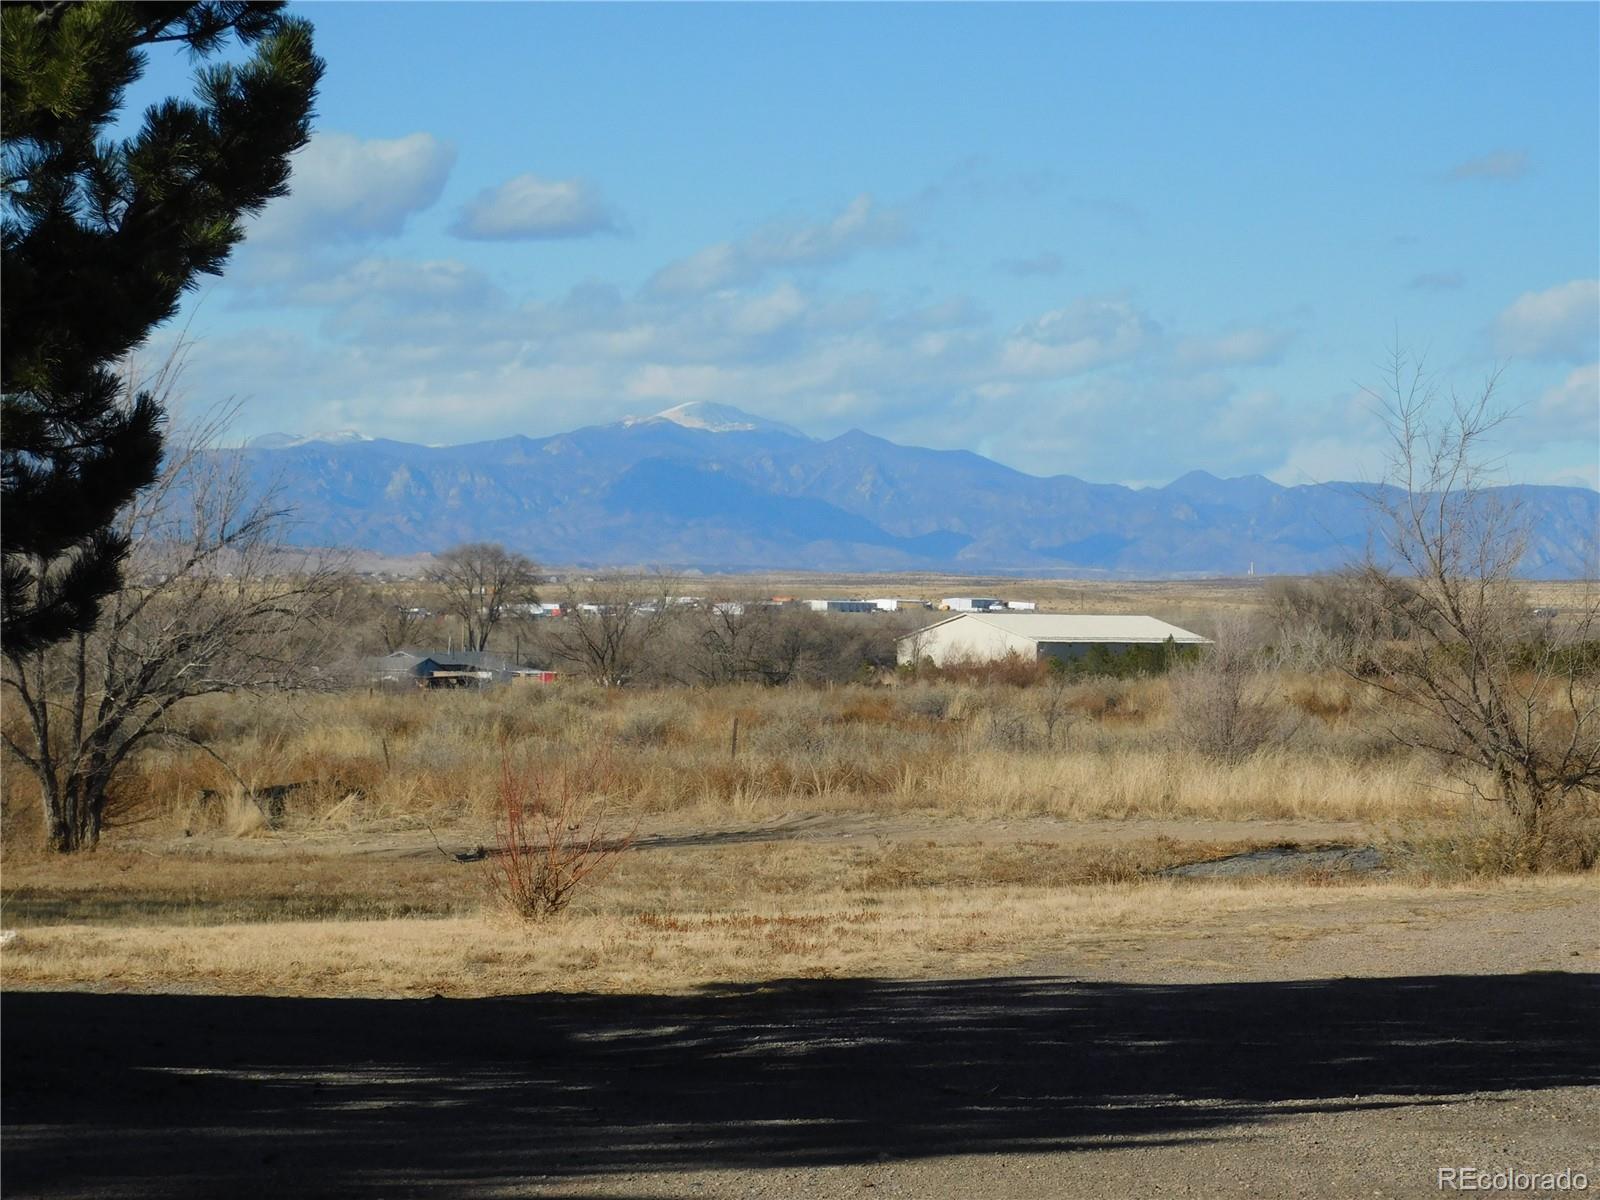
(807, 599, 877, 613)
(871, 598, 931, 612)
(897, 613, 1211, 667)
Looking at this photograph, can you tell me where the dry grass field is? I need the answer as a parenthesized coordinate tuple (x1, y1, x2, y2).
(4, 576, 1596, 996)
(4, 648, 1596, 996)
(0, 671, 1472, 836)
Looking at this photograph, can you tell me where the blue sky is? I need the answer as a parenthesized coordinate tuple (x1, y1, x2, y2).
(143, 2, 1598, 487)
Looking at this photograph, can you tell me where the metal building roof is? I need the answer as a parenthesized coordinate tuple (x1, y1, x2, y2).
(899, 613, 1212, 645)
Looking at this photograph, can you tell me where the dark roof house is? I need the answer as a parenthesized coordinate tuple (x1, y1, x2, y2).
(363, 649, 553, 687)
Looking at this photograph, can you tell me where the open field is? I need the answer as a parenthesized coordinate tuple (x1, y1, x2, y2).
(0, 672, 1500, 838)
(4, 850, 1597, 996)
(5, 664, 1596, 989)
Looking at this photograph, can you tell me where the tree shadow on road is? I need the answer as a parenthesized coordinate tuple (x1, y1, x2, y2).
(4, 972, 1596, 1197)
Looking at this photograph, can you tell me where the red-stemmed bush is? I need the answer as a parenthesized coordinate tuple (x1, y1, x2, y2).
(484, 753, 632, 920)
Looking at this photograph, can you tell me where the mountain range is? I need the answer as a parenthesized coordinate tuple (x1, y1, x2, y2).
(233, 402, 1598, 578)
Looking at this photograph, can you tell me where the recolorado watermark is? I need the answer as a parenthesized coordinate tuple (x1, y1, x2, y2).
(1439, 1167, 1589, 1192)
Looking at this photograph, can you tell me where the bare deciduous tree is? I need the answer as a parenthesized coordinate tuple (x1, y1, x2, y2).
(543, 575, 677, 687)
(1264, 571, 1422, 671)
(425, 543, 540, 652)
(684, 599, 815, 686)
(1, 409, 349, 852)
(376, 597, 428, 653)
(1352, 350, 1600, 844)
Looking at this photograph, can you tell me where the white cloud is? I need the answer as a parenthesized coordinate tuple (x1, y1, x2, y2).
(1173, 327, 1292, 370)
(1266, 435, 1386, 487)
(1493, 280, 1600, 361)
(748, 194, 906, 264)
(725, 282, 809, 336)
(450, 173, 620, 241)
(624, 364, 737, 402)
(650, 244, 745, 296)
(1537, 363, 1600, 428)
(248, 132, 455, 245)
(998, 298, 1156, 378)
(647, 194, 909, 295)
(1211, 388, 1293, 443)
(1446, 149, 1529, 181)
(289, 256, 499, 311)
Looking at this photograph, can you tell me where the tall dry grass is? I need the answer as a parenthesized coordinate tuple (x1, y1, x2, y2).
(0, 668, 1491, 846)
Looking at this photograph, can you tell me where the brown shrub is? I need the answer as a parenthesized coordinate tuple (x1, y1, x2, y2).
(1067, 680, 1158, 725)
(908, 654, 1051, 689)
(483, 755, 633, 920)
(1167, 619, 1281, 762)
(1397, 801, 1600, 878)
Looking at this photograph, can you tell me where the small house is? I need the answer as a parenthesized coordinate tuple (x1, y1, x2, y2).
(366, 649, 554, 689)
(364, 650, 428, 684)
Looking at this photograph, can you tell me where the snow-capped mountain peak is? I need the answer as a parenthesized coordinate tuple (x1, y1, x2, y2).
(248, 430, 373, 450)
(624, 401, 808, 439)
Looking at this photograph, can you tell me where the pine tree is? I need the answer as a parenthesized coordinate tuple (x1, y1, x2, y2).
(1, 2, 323, 655)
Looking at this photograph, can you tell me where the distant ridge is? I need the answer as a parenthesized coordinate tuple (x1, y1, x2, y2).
(232, 405, 1599, 579)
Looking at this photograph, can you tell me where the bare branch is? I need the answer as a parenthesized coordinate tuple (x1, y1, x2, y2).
(1345, 350, 1599, 853)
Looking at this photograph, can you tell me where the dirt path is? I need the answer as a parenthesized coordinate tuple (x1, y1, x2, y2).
(142, 811, 1381, 861)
